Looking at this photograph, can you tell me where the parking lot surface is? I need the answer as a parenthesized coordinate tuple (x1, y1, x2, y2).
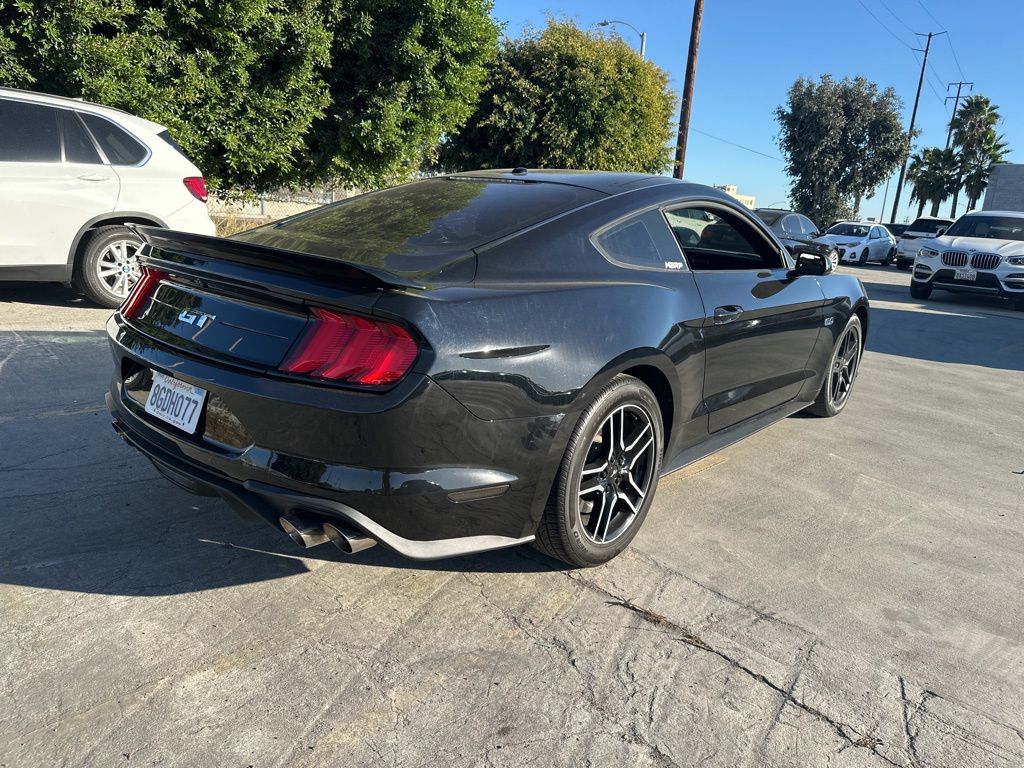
(2, 266, 1023, 767)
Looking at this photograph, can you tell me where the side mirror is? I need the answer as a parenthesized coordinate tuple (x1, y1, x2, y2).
(791, 249, 829, 277)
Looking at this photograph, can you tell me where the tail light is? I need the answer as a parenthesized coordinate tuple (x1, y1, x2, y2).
(280, 308, 419, 386)
(120, 266, 168, 319)
(183, 176, 208, 203)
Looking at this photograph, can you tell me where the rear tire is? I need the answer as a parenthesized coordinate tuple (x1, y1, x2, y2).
(534, 375, 663, 568)
(807, 314, 862, 418)
(910, 281, 932, 300)
(75, 225, 146, 309)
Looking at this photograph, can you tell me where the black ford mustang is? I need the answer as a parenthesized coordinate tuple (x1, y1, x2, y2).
(106, 170, 868, 567)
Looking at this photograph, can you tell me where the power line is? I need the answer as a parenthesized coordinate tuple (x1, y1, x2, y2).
(914, 0, 968, 80)
(877, 0, 916, 35)
(853, 0, 913, 49)
(690, 129, 783, 162)
(944, 34, 967, 81)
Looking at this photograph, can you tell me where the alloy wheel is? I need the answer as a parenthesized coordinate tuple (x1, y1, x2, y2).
(577, 404, 657, 544)
(829, 324, 862, 409)
(95, 239, 144, 300)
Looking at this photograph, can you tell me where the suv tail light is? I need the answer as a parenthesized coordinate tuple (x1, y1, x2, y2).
(183, 176, 208, 203)
(280, 308, 418, 386)
(120, 267, 168, 319)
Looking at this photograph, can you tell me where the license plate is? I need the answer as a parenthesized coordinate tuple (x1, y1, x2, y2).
(144, 371, 207, 434)
(954, 268, 977, 282)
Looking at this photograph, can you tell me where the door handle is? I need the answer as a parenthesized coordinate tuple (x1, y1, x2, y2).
(713, 305, 744, 324)
(76, 173, 110, 182)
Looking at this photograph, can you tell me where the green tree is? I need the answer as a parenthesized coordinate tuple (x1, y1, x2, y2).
(0, 0, 332, 192)
(437, 19, 676, 173)
(949, 95, 1008, 214)
(0, 0, 499, 193)
(775, 75, 907, 225)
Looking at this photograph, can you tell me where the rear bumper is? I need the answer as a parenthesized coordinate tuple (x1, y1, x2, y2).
(107, 315, 567, 557)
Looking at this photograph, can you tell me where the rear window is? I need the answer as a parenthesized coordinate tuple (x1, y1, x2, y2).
(257, 178, 603, 260)
(158, 129, 191, 160)
(906, 218, 952, 235)
(0, 99, 60, 162)
(79, 113, 148, 165)
(755, 210, 783, 226)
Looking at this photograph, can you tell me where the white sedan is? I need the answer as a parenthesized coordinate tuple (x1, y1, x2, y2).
(820, 222, 897, 266)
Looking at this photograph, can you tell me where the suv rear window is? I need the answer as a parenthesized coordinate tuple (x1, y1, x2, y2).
(79, 113, 148, 165)
(906, 218, 951, 234)
(0, 99, 60, 162)
(252, 178, 603, 261)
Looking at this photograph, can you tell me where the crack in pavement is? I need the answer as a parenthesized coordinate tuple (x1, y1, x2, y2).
(565, 570, 904, 767)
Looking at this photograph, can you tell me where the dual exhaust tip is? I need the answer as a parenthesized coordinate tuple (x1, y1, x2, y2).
(279, 512, 376, 555)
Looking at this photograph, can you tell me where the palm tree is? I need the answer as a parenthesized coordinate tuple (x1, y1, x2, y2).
(907, 147, 959, 218)
(961, 132, 1009, 210)
(949, 95, 1003, 216)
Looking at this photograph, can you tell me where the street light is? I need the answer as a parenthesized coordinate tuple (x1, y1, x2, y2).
(597, 19, 646, 60)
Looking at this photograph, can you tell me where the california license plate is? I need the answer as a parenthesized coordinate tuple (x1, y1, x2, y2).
(954, 268, 977, 282)
(144, 370, 207, 434)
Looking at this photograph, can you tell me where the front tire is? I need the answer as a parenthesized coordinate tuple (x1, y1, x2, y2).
(75, 225, 146, 308)
(534, 375, 663, 567)
(884, 247, 895, 266)
(859, 248, 870, 265)
(807, 314, 863, 418)
(910, 281, 932, 300)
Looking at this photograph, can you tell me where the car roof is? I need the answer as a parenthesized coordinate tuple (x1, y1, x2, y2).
(833, 220, 877, 226)
(449, 169, 680, 195)
(755, 207, 794, 214)
(0, 86, 165, 134)
(961, 209, 1024, 218)
(908, 216, 953, 223)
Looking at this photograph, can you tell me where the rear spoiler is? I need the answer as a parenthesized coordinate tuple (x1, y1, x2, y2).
(131, 226, 427, 291)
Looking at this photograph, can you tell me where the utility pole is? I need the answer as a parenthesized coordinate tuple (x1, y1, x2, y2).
(945, 80, 972, 218)
(890, 31, 945, 222)
(673, 0, 704, 179)
(944, 81, 973, 148)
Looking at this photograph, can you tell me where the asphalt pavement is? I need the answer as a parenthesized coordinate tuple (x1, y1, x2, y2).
(1, 265, 1022, 767)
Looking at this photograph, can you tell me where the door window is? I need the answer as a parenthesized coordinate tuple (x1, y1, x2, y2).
(593, 209, 686, 271)
(782, 215, 801, 234)
(79, 113, 148, 165)
(870, 226, 885, 239)
(60, 111, 102, 165)
(664, 206, 784, 270)
(799, 216, 818, 236)
(0, 100, 61, 162)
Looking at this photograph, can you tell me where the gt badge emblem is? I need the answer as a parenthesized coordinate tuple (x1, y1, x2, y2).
(178, 310, 215, 328)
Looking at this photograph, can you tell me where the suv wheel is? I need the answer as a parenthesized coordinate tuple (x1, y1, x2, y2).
(910, 281, 932, 300)
(534, 375, 663, 567)
(76, 225, 146, 308)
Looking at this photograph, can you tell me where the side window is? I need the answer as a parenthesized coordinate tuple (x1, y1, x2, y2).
(800, 216, 818, 236)
(60, 111, 102, 165)
(0, 99, 61, 162)
(870, 226, 883, 239)
(782, 215, 800, 234)
(79, 113, 148, 165)
(665, 205, 783, 271)
(594, 209, 685, 271)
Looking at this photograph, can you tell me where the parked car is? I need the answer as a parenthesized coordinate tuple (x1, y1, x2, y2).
(882, 222, 910, 241)
(820, 221, 897, 265)
(754, 208, 839, 269)
(107, 170, 869, 567)
(910, 210, 1024, 310)
(895, 216, 953, 270)
(0, 88, 215, 307)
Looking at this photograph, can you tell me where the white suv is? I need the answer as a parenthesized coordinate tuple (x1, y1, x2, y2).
(0, 88, 215, 307)
(910, 210, 1024, 310)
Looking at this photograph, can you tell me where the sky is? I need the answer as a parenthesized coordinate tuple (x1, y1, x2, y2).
(490, 0, 1023, 223)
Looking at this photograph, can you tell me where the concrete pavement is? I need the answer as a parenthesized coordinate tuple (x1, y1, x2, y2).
(1, 266, 1022, 767)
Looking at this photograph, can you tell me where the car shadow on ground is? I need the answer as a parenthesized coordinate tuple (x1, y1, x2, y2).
(0, 282, 100, 309)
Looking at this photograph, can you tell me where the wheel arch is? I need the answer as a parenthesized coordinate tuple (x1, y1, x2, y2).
(68, 212, 168, 277)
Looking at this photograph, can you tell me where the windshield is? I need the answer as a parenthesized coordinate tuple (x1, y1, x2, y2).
(907, 218, 952, 235)
(826, 223, 869, 237)
(755, 210, 783, 226)
(943, 215, 1024, 242)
